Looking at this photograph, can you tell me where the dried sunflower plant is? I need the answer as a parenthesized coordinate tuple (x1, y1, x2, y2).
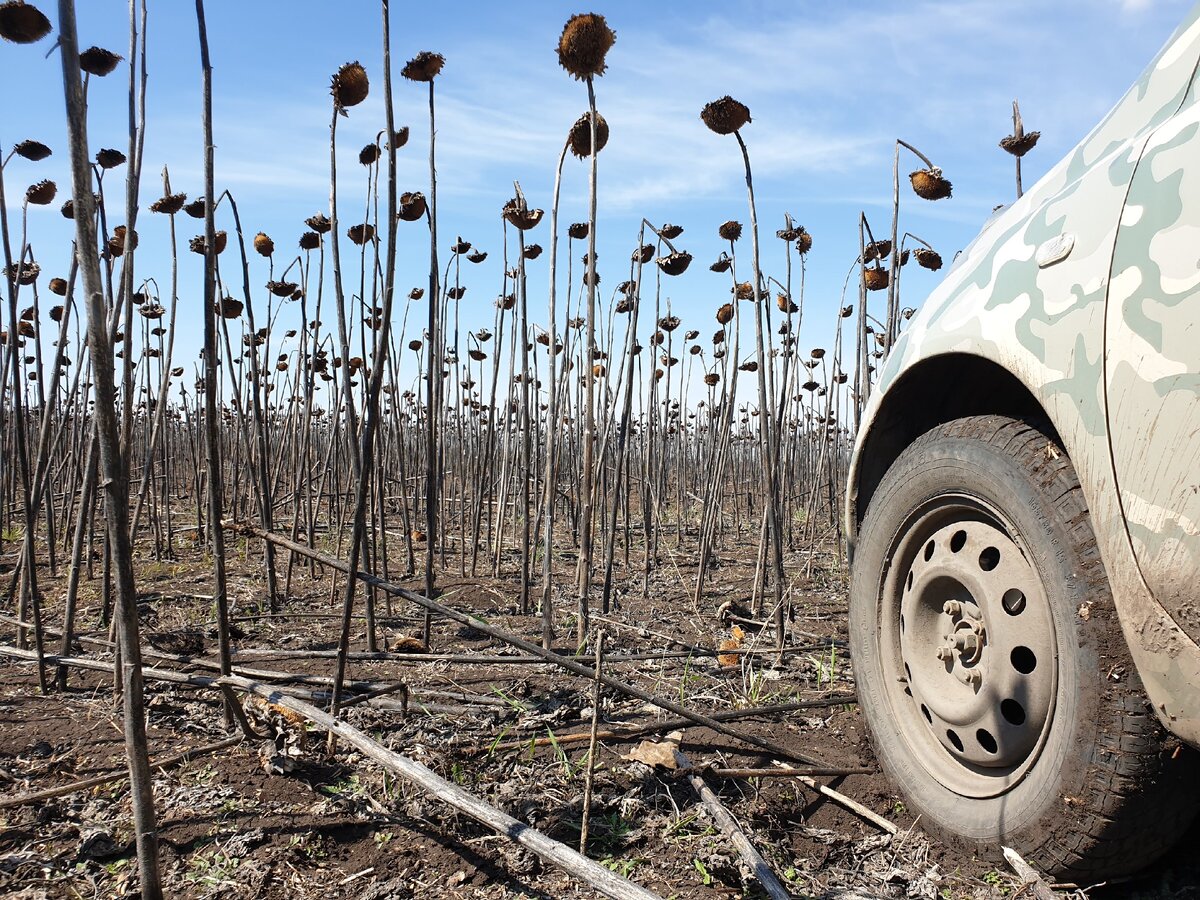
(1000, 97, 1039, 199)
(698, 95, 787, 653)
(0, 3, 894, 896)
(557, 12, 615, 648)
(394, 49, 444, 646)
(882, 139, 951, 353)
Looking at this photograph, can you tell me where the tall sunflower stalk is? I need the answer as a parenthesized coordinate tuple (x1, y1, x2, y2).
(130, 169, 184, 538)
(1000, 99, 1039, 200)
(599, 227, 647, 613)
(505, 185, 540, 617)
(557, 12, 615, 648)
(330, 10, 411, 722)
(540, 135, 571, 647)
(701, 95, 786, 652)
(1, 168, 47, 679)
(321, 59, 369, 737)
(885, 140, 950, 349)
(59, 1, 163, 895)
(401, 50, 445, 643)
(194, 0, 234, 712)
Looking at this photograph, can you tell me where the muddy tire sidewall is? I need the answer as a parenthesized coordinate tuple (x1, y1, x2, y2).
(850, 420, 1111, 856)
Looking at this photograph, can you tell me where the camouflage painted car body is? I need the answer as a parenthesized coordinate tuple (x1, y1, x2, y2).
(848, 6, 1200, 744)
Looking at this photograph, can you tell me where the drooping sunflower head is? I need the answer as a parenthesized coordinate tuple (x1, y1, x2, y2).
(567, 110, 609, 159)
(909, 167, 952, 201)
(700, 96, 750, 135)
(332, 61, 369, 111)
(557, 13, 616, 80)
(401, 51, 445, 83)
(14, 139, 51, 161)
(0, 1, 52, 44)
(79, 46, 122, 76)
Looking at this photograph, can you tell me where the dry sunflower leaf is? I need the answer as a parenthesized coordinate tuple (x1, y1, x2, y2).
(625, 738, 686, 771)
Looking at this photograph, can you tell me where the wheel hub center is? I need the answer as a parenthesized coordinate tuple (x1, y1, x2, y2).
(942, 613, 986, 666)
(895, 515, 1058, 787)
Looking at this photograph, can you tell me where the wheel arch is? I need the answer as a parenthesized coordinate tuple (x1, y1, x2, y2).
(848, 353, 1061, 545)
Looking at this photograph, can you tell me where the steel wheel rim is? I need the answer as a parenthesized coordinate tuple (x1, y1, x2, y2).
(881, 494, 1058, 799)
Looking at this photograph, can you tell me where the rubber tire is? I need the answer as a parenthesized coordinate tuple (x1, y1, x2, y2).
(850, 414, 1199, 881)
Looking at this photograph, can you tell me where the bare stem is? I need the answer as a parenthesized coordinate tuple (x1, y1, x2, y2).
(576, 76, 599, 648)
(59, 1, 163, 895)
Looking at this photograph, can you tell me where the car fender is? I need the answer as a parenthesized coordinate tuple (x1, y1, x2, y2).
(847, 3, 1200, 744)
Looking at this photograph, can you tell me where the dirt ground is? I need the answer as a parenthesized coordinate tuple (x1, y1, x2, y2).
(1, 536, 1198, 899)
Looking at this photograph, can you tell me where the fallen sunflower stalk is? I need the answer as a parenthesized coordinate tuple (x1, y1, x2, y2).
(218, 673, 667, 900)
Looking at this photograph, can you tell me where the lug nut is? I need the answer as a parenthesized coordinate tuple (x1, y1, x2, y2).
(936, 647, 954, 661)
(965, 670, 982, 687)
(943, 600, 962, 617)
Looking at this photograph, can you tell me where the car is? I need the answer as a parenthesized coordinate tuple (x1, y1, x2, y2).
(846, 3, 1200, 882)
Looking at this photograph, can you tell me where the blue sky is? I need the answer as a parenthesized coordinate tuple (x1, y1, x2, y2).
(2, 0, 1194, 402)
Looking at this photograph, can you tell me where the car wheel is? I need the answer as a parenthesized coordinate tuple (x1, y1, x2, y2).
(850, 414, 1198, 880)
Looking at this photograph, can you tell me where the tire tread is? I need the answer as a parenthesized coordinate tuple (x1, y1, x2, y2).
(856, 414, 1198, 880)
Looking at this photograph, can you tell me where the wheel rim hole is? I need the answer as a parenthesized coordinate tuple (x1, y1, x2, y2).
(946, 729, 964, 752)
(900, 614, 906, 633)
(904, 662, 911, 681)
(949, 530, 967, 553)
(1001, 698, 1027, 726)
(924, 540, 935, 562)
(1002, 588, 1026, 616)
(921, 704, 932, 724)
(979, 546, 1001, 571)
(906, 571, 913, 591)
(1011, 646, 1037, 674)
(976, 729, 998, 754)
